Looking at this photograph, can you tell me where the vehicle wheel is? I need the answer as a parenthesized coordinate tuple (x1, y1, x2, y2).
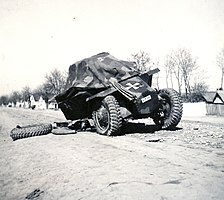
(153, 88, 183, 129)
(92, 95, 122, 136)
(10, 123, 52, 141)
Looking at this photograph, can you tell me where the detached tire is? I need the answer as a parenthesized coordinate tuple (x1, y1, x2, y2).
(154, 88, 183, 129)
(10, 123, 52, 141)
(92, 95, 122, 136)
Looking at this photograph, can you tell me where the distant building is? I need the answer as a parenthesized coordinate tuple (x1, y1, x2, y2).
(16, 100, 23, 108)
(10, 95, 58, 110)
(203, 90, 224, 116)
(7, 102, 12, 107)
(23, 101, 30, 108)
(48, 97, 58, 110)
(30, 94, 47, 110)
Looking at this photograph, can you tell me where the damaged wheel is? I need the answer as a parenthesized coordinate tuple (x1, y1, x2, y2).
(10, 123, 52, 141)
(153, 88, 183, 129)
(92, 95, 122, 136)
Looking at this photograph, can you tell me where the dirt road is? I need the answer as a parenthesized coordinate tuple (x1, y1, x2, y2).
(0, 107, 223, 200)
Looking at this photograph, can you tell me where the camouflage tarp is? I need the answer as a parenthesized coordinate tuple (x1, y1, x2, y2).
(66, 52, 138, 89)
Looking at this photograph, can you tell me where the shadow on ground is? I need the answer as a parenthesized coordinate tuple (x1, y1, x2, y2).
(121, 122, 182, 135)
(121, 122, 160, 134)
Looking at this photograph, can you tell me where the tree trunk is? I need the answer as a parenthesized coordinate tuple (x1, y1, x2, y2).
(221, 72, 224, 89)
(166, 74, 169, 88)
(185, 87, 188, 97)
(170, 73, 174, 88)
(177, 79, 182, 94)
(184, 80, 188, 97)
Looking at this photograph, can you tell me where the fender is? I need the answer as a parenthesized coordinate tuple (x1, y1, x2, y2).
(140, 68, 160, 86)
(86, 87, 116, 102)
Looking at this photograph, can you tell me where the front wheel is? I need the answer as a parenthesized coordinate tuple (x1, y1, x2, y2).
(153, 88, 183, 129)
(92, 95, 122, 136)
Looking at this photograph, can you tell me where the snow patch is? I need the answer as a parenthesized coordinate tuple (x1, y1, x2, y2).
(183, 102, 206, 117)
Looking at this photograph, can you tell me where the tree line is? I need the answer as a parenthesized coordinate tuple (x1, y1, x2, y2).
(0, 69, 67, 106)
(1, 47, 224, 106)
(131, 47, 224, 102)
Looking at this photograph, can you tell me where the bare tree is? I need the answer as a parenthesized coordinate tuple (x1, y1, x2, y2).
(192, 81, 208, 94)
(152, 58, 160, 88)
(21, 86, 32, 101)
(164, 55, 174, 88)
(9, 91, 21, 106)
(33, 85, 49, 101)
(0, 95, 9, 106)
(21, 86, 32, 107)
(216, 47, 224, 90)
(130, 50, 152, 72)
(165, 53, 183, 94)
(44, 69, 67, 96)
(179, 49, 198, 96)
(190, 80, 208, 102)
(165, 48, 198, 95)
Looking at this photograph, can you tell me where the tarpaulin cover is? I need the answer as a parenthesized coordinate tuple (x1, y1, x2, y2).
(65, 52, 138, 89)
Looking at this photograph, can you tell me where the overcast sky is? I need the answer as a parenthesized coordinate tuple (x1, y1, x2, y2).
(0, 0, 224, 95)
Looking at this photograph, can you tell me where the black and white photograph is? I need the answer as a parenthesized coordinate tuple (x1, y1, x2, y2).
(0, 0, 224, 199)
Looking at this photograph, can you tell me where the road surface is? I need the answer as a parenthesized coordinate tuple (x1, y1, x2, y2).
(0, 107, 223, 200)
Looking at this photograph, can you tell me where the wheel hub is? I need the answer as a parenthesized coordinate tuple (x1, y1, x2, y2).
(96, 105, 110, 131)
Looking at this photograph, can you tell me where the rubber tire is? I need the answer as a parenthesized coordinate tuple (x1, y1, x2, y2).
(154, 88, 183, 129)
(10, 123, 52, 141)
(51, 127, 77, 135)
(92, 95, 122, 136)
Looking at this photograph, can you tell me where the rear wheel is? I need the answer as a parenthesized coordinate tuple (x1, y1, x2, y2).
(92, 95, 122, 136)
(153, 88, 183, 129)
